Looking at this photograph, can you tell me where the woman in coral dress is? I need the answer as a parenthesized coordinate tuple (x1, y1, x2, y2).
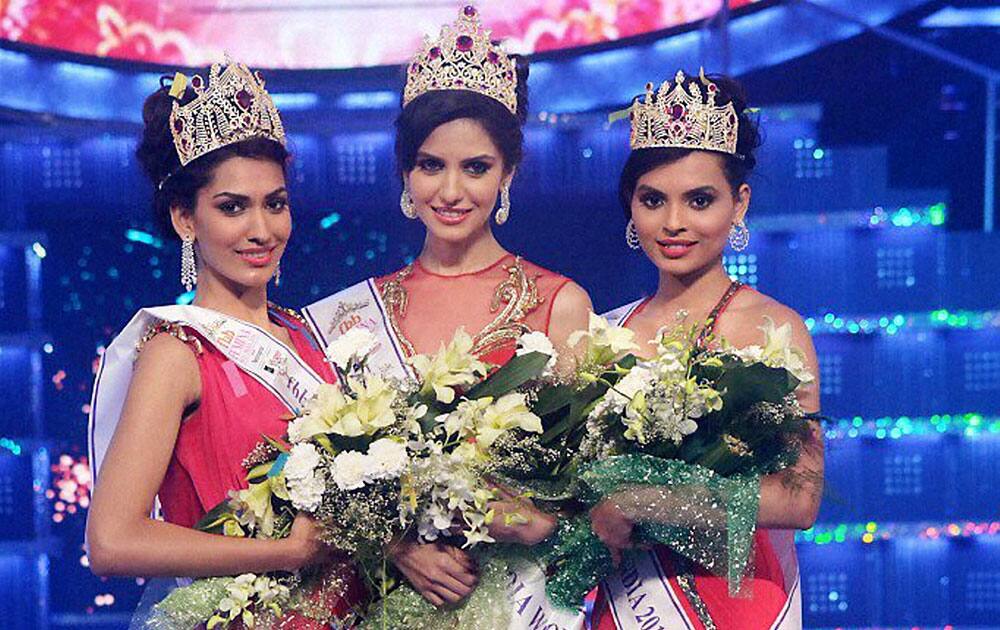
(302, 7, 592, 628)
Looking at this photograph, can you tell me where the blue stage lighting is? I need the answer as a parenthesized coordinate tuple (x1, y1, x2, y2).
(335, 91, 397, 110)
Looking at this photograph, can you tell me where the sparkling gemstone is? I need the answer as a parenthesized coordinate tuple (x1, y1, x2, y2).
(429, 47, 441, 59)
(411, 63, 421, 73)
(172, 118, 183, 133)
(455, 79, 464, 86)
(708, 84, 717, 92)
(456, 35, 473, 52)
(191, 75, 203, 89)
(671, 104, 685, 120)
(464, 5, 477, 17)
(487, 51, 499, 64)
(236, 89, 254, 110)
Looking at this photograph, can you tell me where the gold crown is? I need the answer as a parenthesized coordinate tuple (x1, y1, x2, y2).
(403, 5, 518, 115)
(168, 58, 286, 169)
(629, 70, 739, 155)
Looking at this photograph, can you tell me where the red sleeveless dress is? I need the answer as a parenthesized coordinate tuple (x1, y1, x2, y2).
(591, 284, 800, 630)
(375, 254, 572, 363)
(156, 306, 366, 626)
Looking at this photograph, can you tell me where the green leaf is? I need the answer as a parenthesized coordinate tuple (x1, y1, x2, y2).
(532, 384, 577, 417)
(195, 499, 235, 534)
(713, 362, 799, 414)
(262, 434, 290, 454)
(465, 352, 548, 400)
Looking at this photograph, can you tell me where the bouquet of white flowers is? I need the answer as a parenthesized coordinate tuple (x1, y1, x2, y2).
(530, 313, 817, 609)
(146, 327, 556, 629)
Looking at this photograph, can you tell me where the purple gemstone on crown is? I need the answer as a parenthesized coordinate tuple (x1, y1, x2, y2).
(173, 118, 183, 133)
(411, 63, 422, 73)
(708, 84, 717, 92)
(236, 89, 254, 110)
(671, 105, 685, 120)
(463, 5, 477, 17)
(429, 47, 441, 59)
(191, 75, 203, 89)
(487, 51, 499, 64)
(455, 79, 464, 86)
(456, 35, 474, 52)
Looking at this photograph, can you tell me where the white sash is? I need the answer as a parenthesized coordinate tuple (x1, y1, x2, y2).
(603, 299, 646, 327)
(88, 305, 327, 484)
(605, 550, 801, 630)
(302, 279, 413, 382)
(605, 551, 696, 630)
(505, 557, 586, 630)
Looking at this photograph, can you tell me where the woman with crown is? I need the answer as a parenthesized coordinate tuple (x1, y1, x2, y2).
(587, 71, 823, 629)
(85, 60, 365, 626)
(301, 5, 592, 627)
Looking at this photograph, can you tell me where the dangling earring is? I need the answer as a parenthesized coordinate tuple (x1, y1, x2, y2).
(273, 261, 282, 287)
(728, 221, 750, 251)
(495, 182, 511, 225)
(625, 219, 641, 250)
(400, 181, 417, 219)
(180, 235, 197, 292)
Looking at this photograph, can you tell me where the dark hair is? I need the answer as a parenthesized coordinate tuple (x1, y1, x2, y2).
(394, 54, 529, 176)
(135, 76, 290, 240)
(618, 73, 762, 218)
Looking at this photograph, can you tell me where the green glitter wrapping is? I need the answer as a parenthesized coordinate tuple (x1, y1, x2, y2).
(359, 550, 514, 630)
(539, 454, 760, 609)
(142, 577, 234, 629)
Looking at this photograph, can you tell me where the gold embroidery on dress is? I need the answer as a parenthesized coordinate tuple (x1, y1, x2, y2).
(136, 321, 204, 357)
(379, 264, 417, 357)
(474, 256, 543, 357)
(377, 256, 543, 358)
(267, 302, 309, 328)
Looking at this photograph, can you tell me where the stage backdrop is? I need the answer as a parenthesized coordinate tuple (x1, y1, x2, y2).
(0, 0, 757, 69)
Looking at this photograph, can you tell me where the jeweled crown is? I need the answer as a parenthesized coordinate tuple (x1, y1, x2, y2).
(403, 5, 518, 115)
(169, 58, 286, 169)
(629, 70, 739, 155)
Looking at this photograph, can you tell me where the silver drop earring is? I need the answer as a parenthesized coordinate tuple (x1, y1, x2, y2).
(180, 235, 197, 292)
(625, 219, 641, 250)
(273, 261, 282, 287)
(495, 182, 511, 225)
(728, 221, 750, 252)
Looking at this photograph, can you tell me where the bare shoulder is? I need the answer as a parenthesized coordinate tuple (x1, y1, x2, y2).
(133, 329, 201, 383)
(722, 289, 814, 351)
(551, 280, 593, 318)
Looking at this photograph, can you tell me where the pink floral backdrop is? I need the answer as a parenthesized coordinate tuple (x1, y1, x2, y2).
(0, 0, 756, 69)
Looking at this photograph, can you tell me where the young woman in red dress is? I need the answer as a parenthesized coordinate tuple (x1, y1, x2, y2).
(589, 71, 824, 630)
(86, 61, 364, 627)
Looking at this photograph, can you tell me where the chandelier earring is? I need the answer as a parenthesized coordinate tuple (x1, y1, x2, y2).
(625, 219, 641, 250)
(400, 181, 417, 219)
(180, 235, 197, 292)
(273, 261, 282, 287)
(728, 221, 750, 252)
(495, 182, 511, 225)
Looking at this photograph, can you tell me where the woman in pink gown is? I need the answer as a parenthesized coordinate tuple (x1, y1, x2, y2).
(86, 61, 365, 627)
